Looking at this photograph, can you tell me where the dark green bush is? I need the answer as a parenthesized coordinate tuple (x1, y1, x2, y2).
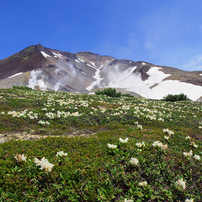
(13, 86, 33, 90)
(163, 93, 189, 102)
(95, 88, 121, 97)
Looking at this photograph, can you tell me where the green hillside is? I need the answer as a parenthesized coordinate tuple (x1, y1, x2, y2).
(0, 87, 201, 201)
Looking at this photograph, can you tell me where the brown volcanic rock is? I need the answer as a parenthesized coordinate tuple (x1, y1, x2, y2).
(159, 66, 202, 86)
(0, 45, 44, 80)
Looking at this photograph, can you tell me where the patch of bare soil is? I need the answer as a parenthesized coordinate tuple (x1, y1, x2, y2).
(0, 131, 96, 143)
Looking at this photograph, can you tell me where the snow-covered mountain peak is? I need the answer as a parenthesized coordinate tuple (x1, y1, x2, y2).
(0, 44, 202, 101)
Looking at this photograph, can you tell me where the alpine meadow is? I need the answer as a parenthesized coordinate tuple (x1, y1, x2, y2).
(0, 87, 201, 201)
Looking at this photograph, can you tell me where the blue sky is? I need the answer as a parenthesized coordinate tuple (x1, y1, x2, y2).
(1, 0, 202, 71)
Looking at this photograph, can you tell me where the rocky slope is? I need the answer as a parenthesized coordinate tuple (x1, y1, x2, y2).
(0, 44, 202, 100)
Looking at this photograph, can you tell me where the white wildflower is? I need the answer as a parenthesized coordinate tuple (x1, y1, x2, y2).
(193, 155, 200, 160)
(34, 157, 45, 166)
(152, 141, 167, 150)
(40, 158, 54, 172)
(137, 124, 142, 130)
(136, 142, 145, 147)
(185, 198, 194, 202)
(56, 151, 68, 157)
(0, 137, 5, 144)
(138, 181, 148, 187)
(15, 154, 27, 162)
(185, 136, 191, 140)
(34, 157, 54, 172)
(164, 136, 169, 140)
(175, 178, 186, 190)
(183, 150, 193, 157)
(107, 143, 117, 149)
(130, 157, 139, 165)
(190, 142, 198, 148)
(163, 128, 174, 136)
(119, 138, 129, 143)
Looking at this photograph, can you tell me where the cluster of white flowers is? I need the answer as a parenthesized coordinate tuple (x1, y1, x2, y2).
(183, 150, 200, 160)
(122, 105, 130, 110)
(124, 199, 133, 202)
(45, 112, 55, 119)
(175, 178, 186, 190)
(15, 154, 27, 162)
(38, 120, 50, 125)
(163, 128, 174, 136)
(185, 198, 194, 202)
(135, 142, 145, 147)
(152, 141, 167, 150)
(133, 103, 172, 122)
(56, 151, 68, 157)
(107, 143, 117, 149)
(183, 150, 193, 157)
(130, 157, 139, 165)
(185, 136, 191, 140)
(137, 124, 142, 130)
(199, 121, 202, 129)
(7, 110, 38, 120)
(119, 138, 129, 143)
(193, 155, 200, 160)
(164, 136, 169, 140)
(190, 141, 198, 148)
(138, 181, 148, 187)
(34, 157, 54, 172)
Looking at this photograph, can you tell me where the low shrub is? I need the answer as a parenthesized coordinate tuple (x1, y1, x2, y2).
(163, 93, 190, 102)
(95, 88, 121, 97)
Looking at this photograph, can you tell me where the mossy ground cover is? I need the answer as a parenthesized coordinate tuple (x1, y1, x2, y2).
(0, 88, 201, 201)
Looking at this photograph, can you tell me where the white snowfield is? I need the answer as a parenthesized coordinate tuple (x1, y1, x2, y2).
(144, 67, 171, 87)
(7, 72, 23, 79)
(41, 51, 51, 58)
(149, 80, 202, 101)
(105, 66, 202, 101)
(27, 64, 202, 101)
(52, 52, 63, 59)
(86, 67, 104, 91)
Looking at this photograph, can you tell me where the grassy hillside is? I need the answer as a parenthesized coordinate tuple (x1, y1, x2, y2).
(0, 87, 201, 201)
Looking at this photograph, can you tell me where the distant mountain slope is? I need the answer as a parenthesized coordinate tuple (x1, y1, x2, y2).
(0, 44, 202, 100)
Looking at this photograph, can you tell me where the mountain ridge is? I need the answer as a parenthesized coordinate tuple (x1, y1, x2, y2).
(0, 44, 202, 101)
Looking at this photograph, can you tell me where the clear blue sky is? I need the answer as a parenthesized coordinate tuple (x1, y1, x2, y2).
(1, 0, 202, 71)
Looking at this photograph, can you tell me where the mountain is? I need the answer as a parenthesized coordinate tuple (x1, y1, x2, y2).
(0, 44, 202, 101)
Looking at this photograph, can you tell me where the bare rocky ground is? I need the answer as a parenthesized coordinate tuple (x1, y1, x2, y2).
(0, 130, 96, 143)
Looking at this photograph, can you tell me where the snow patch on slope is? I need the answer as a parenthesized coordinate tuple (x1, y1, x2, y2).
(78, 58, 85, 63)
(86, 67, 104, 91)
(101, 65, 202, 101)
(144, 67, 171, 87)
(7, 72, 23, 79)
(52, 52, 63, 59)
(150, 80, 202, 101)
(103, 65, 153, 98)
(41, 51, 51, 58)
(75, 59, 80, 63)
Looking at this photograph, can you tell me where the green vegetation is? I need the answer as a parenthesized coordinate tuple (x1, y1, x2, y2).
(163, 93, 190, 102)
(0, 88, 201, 201)
(95, 88, 122, 97)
